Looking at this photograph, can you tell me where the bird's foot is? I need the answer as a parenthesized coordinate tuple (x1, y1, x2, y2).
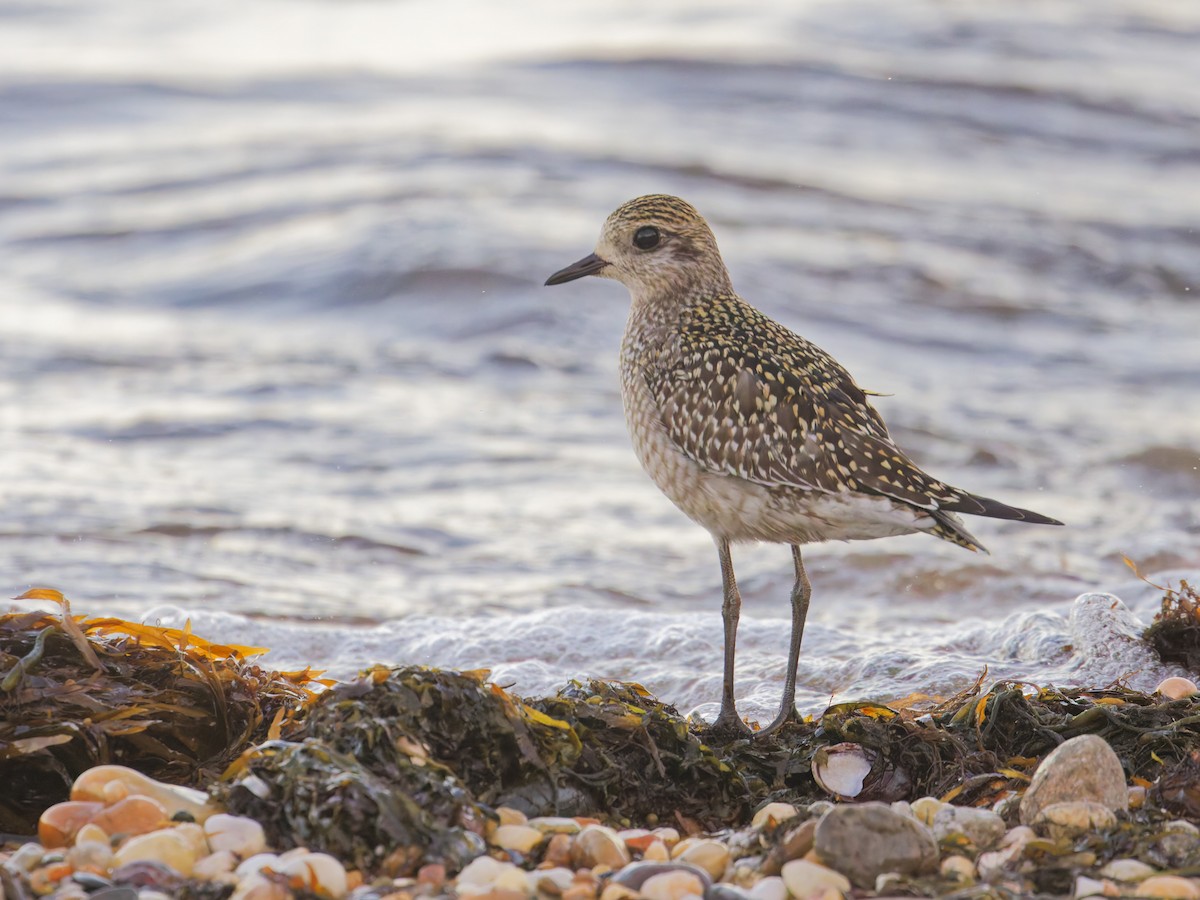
(708, 707, 754, 742)
(754, 703, 803, 740)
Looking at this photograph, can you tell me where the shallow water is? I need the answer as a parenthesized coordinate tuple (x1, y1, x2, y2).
(2, 0, 1199, 720)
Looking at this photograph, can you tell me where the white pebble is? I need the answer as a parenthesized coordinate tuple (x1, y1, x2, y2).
(909, 796, 942, 826)
(939, 854, 975, 882)
(235, 852, 281, 877)
(458, 854, 520, 886)
(278, 851, 349, 899)
(205, 814, 267, 857)
(676, 838, 730, 880)
(748, 875, 787, 900)
(194, 849, 238, 880)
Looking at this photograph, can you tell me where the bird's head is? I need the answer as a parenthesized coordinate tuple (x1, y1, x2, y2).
(545, 194, 731, 301)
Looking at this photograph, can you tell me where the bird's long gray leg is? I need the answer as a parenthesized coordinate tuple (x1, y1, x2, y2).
(757, 545, 810, 738)
(711, 537, 753, 738)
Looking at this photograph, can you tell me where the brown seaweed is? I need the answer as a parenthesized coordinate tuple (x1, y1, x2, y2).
(0, 590, 323, 835)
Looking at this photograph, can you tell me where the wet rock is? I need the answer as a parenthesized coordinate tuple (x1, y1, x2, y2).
(108, 859, 186, 891)
(1099, 858, 1156, 882)
(204, 813, 267, 856)
(611, 862, 712, 892)
(746, 875, 786, 900)
(812, 802, 938, 888)
(1074, 875, 1118, 898)
(932, 805, 1005, 849)
(762, 819, 816, 876)
(751, 803, 799, 830)
(1156, 677, 1198, 699)
(278, 851, 349, 898)
(1137, 875, 1200, 899)
(1034, 801, 1117, 840)
(573, 825, 631, 870)
(71, 766, 216, 823)
(530, 817, 583, 835)
(91, 796, 169, 840)
(780, 859, 851, 898)
(38, 801, 104, 848)
(1018, 735, 1128, 825)
(976, 826, 1036, 881)
(492, 824, 546, 853)
(639, 869, 706, 900)
(939, 854, 975, 882)
(111, 828, 196, 877)
(674, 839, 729, 880)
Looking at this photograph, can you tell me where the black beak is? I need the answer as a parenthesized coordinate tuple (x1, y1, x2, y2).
(545, 253, 608, 286)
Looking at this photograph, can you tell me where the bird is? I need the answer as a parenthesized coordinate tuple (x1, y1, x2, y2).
(544, 194, 1062, 740)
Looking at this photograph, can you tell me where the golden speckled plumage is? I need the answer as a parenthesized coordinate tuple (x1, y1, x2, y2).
(546, 193, 1062, 739)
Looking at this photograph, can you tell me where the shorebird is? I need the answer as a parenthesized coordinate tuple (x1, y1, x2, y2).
(545, 194, 1062, 740)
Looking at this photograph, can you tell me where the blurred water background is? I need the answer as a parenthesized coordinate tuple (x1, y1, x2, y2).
(1, 0, 1198, 720)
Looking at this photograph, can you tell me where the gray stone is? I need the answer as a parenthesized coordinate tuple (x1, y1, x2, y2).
(1018, 735, 1128, 825)
(932, 805, 1006, 849)
(812, 802, 939, 889)
(611, 861, 713, 892)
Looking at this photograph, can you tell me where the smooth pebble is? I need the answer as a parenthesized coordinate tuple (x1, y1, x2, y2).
(781, 859, 851, 898)
(639, 870, 706, 900)
(111, 829, 196, 877)
(751, 803, 799, 830)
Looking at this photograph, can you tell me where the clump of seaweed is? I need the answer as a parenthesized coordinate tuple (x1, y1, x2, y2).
(213, 737, 488, 877)
(0, 589, 323, 835)
(1143, 576, 1200, 670)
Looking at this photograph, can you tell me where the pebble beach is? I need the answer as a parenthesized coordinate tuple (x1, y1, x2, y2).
(8, 688, 1200, 900)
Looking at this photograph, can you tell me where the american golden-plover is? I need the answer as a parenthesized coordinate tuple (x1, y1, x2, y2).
(546, 194, 1062, 740)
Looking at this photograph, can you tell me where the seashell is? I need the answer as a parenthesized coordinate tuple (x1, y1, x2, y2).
(204, 813, 267, 857)
(278, 851, 349, 898)
(71, 766, 216, 823)
(39, 800, 103, 848)
(810, 742, 872, 799)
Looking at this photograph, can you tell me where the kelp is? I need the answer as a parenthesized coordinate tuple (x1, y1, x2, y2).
(12, 593, 1200, 882)
(0, 590, 324, 835)
(1143, 577, 1200, 670)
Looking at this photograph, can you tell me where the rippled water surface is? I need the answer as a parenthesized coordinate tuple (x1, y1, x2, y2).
(2, 0, 1199, 718)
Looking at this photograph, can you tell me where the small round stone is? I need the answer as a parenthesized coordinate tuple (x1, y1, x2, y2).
(751, 803, 799, 830)
(1155, 677, 1199, 700)
(204, 813, 267, 857)
(747, 875, 786, 900)
(492, 824, 545, 854)
(939, 854, 975, 882)
(91, 796, 169, 840)
(278, 852, 349, 899)
(812, 802, 938, 889)
(1136, 875, 1200, 899)
(932, 805, 1006, 849)
(639, 870, 706, 900)
(909, 797, 942, 827)
(675, 839, 729, 880)
(1099, 858, 1157, 882)
(573, 824, 631, 870)
(780, 859, 851, 898)
(1033, 801, 1117, 840)
(1018, 735, 1128, 825)
(112, 829, 196, 877)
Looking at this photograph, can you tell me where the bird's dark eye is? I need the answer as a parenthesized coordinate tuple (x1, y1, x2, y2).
(633, 226, 661, 250)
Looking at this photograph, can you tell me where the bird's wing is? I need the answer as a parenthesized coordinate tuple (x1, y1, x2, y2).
(644, 300, 965, 510)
